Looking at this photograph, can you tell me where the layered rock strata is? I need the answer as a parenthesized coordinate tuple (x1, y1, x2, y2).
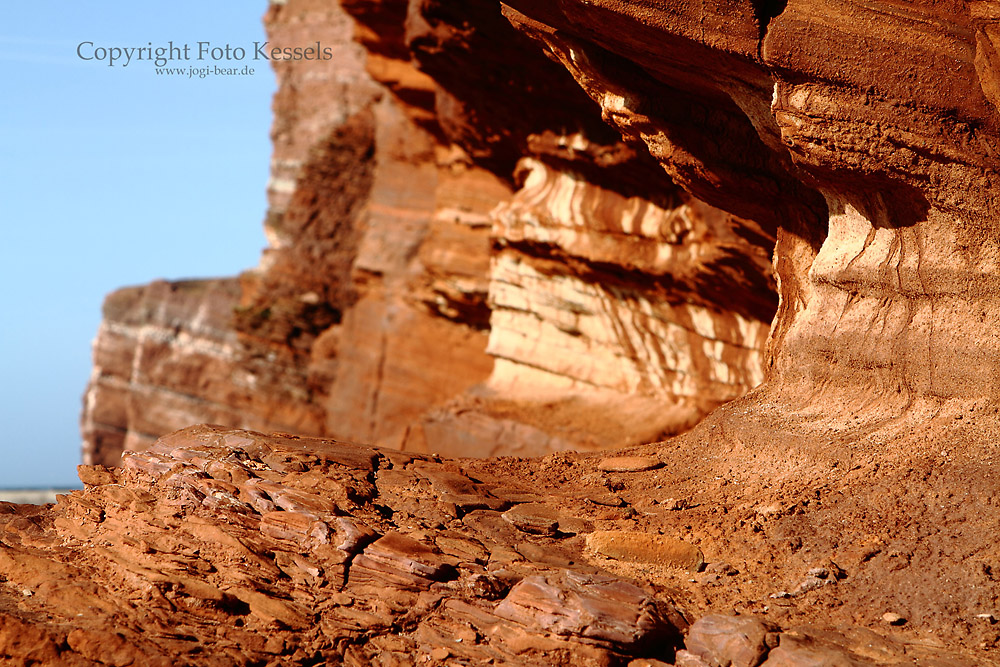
(82, 0, 780, 463)
(499, 0, 1000, 415)
(62, 0, 1000, 663)
(81, 279, 326, 466)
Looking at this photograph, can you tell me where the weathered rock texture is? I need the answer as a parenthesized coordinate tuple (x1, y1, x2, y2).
(0, 426, 989, 665)
(82, 0, 499, 462)
(63, 0, 1000, 664)
(82, 0, 779, 463)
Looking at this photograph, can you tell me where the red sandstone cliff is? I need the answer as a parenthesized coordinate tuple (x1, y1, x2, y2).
(82, 0, 778, 464)
(36, 0, 1000, 664)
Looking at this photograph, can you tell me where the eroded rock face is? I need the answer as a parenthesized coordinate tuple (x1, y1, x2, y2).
(81, 279, 327, 465)
(82, 0, 782, 462)
(501, 0, 1000, 417)
(69, 0, 1000, 663)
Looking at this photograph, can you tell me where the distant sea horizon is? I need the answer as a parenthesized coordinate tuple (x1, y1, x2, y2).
(0, 488, 82, 505)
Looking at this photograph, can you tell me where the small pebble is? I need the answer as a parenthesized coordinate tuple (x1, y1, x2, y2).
(705, 562, 737, 575)
(976, 613, 997, 624)
(598, 456, 662, 472)
(882, 612, 906, 625)
(791, 576, 829, 596)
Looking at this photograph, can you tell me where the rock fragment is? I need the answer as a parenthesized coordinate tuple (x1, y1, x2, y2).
(231, 587, 312, 629)
(586, 530, 704, 571)
(686, 614, 775, 667)
(585, 492, 625, 507)
(67, 629, 138, 667)
(465, 573, 508, 600)
(705, 562, 738, 576)
(76, 464, 117, 488)
(557, 516, 595, 535)
(260, 510, 331, 547)
(501, 502, 561, 535)
(351, 532, 457, 590)
(332, 516, 377, 554)
(762, 632, 870, 666)
(790, 575, 831, 596)
(598, 456, 663, 472)
(673, 650, 711, 667)
(435, 534, 490, 564)
(494, 571, 686, 651)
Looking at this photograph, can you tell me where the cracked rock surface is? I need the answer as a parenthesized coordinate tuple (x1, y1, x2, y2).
(0, 425, 990, 665)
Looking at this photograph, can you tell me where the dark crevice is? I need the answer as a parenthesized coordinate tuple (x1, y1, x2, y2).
(755, 0, 789, 41)
(495, 238, 779, 326)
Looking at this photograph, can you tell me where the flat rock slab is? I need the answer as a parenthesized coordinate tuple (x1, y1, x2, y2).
(354, 531, 462, 587)
(502, 503, 561, 535)
(587, 531, 704, 572)
(597, 456, 663, 472)
(494, 571, 685, 650)
(686, 614, 776, 667)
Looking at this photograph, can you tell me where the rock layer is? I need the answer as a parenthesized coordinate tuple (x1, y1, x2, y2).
(81, 279, 326, 466)
(500, 0, 1000, 413)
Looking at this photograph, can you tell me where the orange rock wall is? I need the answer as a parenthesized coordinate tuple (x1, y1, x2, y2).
(83, 0, 787, 462)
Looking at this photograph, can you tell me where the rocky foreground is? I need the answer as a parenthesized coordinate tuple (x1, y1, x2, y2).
(0, 423, 993, 665)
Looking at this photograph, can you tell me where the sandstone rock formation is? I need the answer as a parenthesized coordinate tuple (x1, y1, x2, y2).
(82, 0, 778, 463)
(57, 0, 1000, 664)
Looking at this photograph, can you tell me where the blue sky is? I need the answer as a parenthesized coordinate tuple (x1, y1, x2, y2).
(0, 3, 275, 487)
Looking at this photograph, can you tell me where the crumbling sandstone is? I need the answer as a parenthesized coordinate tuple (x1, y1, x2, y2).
(0, 426, 992, 664)
(58, 0, 1000, 664)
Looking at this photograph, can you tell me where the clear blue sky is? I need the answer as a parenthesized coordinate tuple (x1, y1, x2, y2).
(0, 3, 275, 487)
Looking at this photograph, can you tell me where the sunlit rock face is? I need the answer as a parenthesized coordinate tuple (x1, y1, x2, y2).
(82, 0, 784, 463)
(91, 0, 1000, 460)
(448, 146, 775, 454)
(55, 3, 1000, 664)
(496, 0, 1000, 434)
(488, 156, 772, 398)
